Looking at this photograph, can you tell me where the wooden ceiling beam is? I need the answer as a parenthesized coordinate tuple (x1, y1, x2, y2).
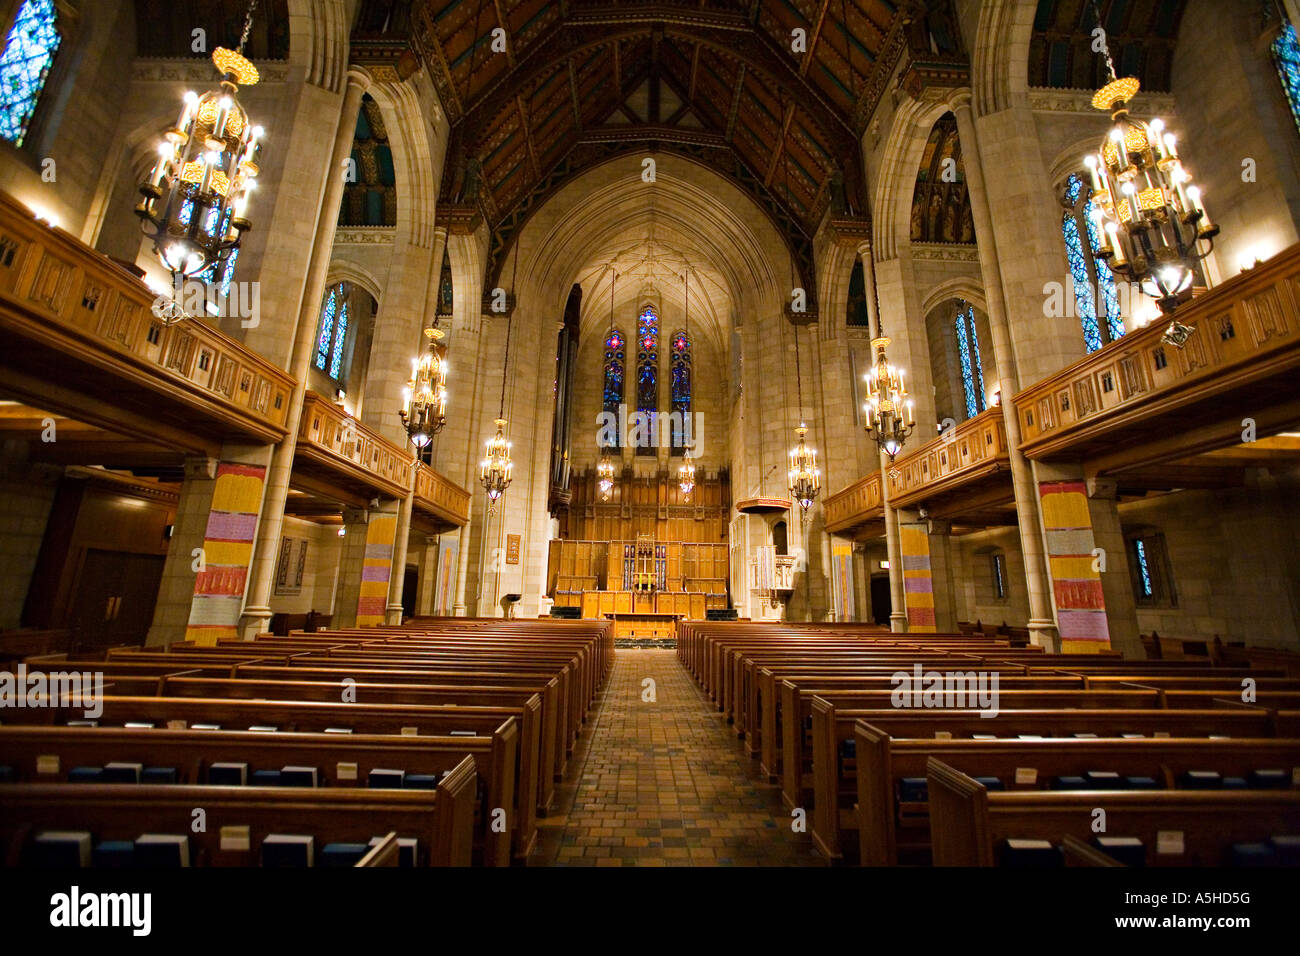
(763, 99, 797, 188)
(724, 64, 745, 142)
(567, 59, 583, 132)
(800, 0, 834, 77)
(515, 94, 541, 178)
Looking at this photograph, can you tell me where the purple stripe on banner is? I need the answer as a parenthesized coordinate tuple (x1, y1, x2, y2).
(204, 511, 258, 541)
(361, 565, 391, 583)
(903, 577, 933, 593)
(364, 543, 394, 560)
(1057, 608, 1112, 641)
(901, 555, 931, 571)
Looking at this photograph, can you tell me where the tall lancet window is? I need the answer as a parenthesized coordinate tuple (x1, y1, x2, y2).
(0, 0, 61, 147)
(954, 303, 985, 419)
(635, 305, 658, 455)
(1062, 172, 1124, 353)
(315, 282, 351, 381)
(670, 329, 691, 454)
(602, 328, 625, 446)
(1273, 20, 1300, 138)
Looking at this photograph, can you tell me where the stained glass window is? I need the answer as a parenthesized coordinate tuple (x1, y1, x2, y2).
(0, 0, 61, 147)
(635, 307, 658, 455)
(670, 329, 691, 454)
(1062, 173, 1125, 353)
(1273, 21, 1300, 139)
(602, 329, 625, 411)
(953, 304, 985, 420)
(1133, 538, 1153, 598)
(314, 282, 352, 381)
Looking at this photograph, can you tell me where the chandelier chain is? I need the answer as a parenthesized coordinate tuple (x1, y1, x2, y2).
(499, 240, 518, 419)
(1089, 0, 1118, 82)
(238, 0, 260, 54)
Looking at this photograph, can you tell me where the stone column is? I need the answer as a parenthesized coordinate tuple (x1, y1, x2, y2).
(148, 447, 272, 646)
(385, 466, 417, 624)
(951, 91, 1058, 647)
(331, 505, 371, 629)
(415, 535, 437, 615)
(239, 67, 372, 638)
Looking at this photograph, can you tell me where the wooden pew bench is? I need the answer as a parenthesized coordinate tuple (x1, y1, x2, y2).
(926, 757, 1300, 867)
(0, 761, 477, 867)
(853, 728, 1300, 865)
(0, 723, 521, 865)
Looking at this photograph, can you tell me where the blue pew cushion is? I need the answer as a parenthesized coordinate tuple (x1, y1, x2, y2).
(973, 776, 1004, 791)
(1050, 776, 1089, 791)
(1228, 842, 1277, 867)
(1179, 770, 1222, 790)
(1124, 776, 1159, 790)
(279, 766, 319, 788)
(1249, 769, 1289, 789)
(403, 774, 440, 790)
(0, 765, 15, 782)
(1084, 771, 1122, 788)
(1222, 776, 1248, 790)
(898, 777, 928, 802)
(142, 766, 178, 785)
(67, 767, 103, 783)
(1270, 835, 1300, 865)
(250, 770, 281, 786)
(103, 762, 143, 784)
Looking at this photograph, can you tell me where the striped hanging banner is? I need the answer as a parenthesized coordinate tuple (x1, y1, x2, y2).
(899, 523, 936, 632)
(1038, 480, 1111, 653)
(186, 462, 266, 645)
(356, 513, 398, 626)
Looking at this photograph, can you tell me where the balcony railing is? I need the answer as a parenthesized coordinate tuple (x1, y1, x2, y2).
(0, 192, 293, 444)
(1015, 241, 1300, 462)
(413, 460, 471, 528)
(886, 406, 1010, 508)
(296, 392, 412, 499)
(824, 470, 883, 535)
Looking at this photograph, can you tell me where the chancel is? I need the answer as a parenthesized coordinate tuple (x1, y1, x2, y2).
(0, 0, 1298, 887)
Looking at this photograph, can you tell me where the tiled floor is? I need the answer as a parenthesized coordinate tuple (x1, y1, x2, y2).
(532, 648, 824, 866)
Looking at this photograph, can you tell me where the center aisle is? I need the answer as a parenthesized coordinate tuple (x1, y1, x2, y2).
(533, 648, 824, 866)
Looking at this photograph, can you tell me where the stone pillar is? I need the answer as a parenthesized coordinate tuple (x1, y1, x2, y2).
(239, 68, 372, 638)
(332, 506, 370, 629)
(927, 518, 959, 633)
(951, 91, 1058, 647)
(880, 452, 907, 632)
(385, 468, 417, 624)
(148, 448, 272, 646)
(415, 535, 437, 615)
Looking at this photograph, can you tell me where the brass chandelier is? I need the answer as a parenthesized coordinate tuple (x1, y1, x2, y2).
(399, 325, 448, 448)
(1082, 0, 1217, 330)
(677, 267, 696, 500)
(597, 268, 617, 502)
(860, 241, 913, 460)
(481, 245, 517, 508)
(136, 0, 264, 320)
(787, 324, 820, 513)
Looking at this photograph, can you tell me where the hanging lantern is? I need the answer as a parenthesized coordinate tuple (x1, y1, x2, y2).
(136, 9, 264, 322)
(863, 336, 914, 460)
(596, 450, 616, 501)
(399, 327, 448, 448)
(1084, 76, 1217, 324)
(678, 457, 696, 499)
(480, 418, 513, 503)
(788, 424, 820, 512)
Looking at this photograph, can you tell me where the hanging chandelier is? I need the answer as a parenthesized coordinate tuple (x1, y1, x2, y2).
(481, 417, 513, 504)
(598, 267, 618, 502)
(788, 423, 820, 513)
(399, 325, 448, 448)
(597, 453, 616, 501)
(678, 266, 695, 500)
(787, 324, 820, 512)
(481, 242, 518, 509)
(136, 0, 264, 320)
(1082, 3, 1216, 330)
(864, 335, 914, 460)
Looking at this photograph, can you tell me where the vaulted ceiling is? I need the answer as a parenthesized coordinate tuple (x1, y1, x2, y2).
(1029, 0, 1187, 92)
(133, 0, 291, 60)
(397, 0, 965, 294)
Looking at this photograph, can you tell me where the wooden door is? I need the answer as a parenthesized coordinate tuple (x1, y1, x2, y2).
(71, 549, 165, 648)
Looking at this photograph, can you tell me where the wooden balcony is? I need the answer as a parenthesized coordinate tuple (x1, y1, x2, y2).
(824, 470, 883, 538)
(413, 460, 471, 531)
(886, 406, 1015, 523)
(0, 192, 294, 450)
(292, 392, 412, 501)
(1015, 242, 1300, 475)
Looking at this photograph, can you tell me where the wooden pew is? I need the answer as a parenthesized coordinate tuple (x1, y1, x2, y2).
(0, 757, 478, 867)
(0, 722, 521, 866)
(926, 757, 1300, 867)
(853, 727, 1300, 865)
